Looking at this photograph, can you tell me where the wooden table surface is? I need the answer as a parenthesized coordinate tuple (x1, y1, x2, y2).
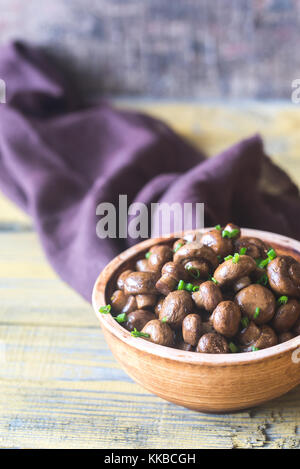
(1, 102, 300, 449)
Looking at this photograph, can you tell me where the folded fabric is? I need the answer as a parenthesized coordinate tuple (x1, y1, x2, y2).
(0, 42, 300, 302)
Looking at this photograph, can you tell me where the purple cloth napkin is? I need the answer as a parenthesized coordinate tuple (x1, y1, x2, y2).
(1, 42, 300, 302)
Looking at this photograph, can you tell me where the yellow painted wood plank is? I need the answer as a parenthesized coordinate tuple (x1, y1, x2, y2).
(0, 323, 299, 449)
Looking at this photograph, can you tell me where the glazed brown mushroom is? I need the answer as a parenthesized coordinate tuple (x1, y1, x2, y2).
(154, 297, 165, 317)
(267, 256, 300, 298)
(234, 236, 270, 259)
(156, 262, 189, 296)
(117, 269, 133, 291)
(293, 317, 300, 336)
(272, 299, 300, 333)
(242, 325, 278, 352)
(232, 276, 251, 293)
(136, 294, 157, 310)
(235, 284, 276, 325)
(159, 290, 194, 329)
(201, 228, 233, 258)
(125, 310, 156, 332)
(111, 290, 137, 314)
(192, 280, 223, 313)
(174, 243, 219, 272)
(147, 245, 173, 273)
(196, 333, 229, 354)
(212, 301, 241, 338)
(238, 321, 261, 346)
(278, 331, 296, 343)
(214, 255, 256, 287)
(141, 319, 174, 346)
(136, 259, 150, 272)
(182, 314, 202, 346)
(176, 341, 195, 351)
(124, 271, 158, 296)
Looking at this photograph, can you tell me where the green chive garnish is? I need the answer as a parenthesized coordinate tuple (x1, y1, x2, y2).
(115, 313, 127, 324)
(232, 253, 240, 264)
(267, 248, 277, 260)
(192, 285, 200, 292)
(185, 283, 194, 292)
(222, 228, 239, 239)
(99, 304, 111, 314)
(229, 342, 239, 353)
(241, 317, 250, 329)
(209, 276, 218, 285)
(215, 224, 222, 231)
(186, 265, 200, 279)
(161, 317, 167, 323)
(251, 346, 259, 352)
(278, 295, 288, 305)
(254, 307, 260, 319)
(240, 247, 247, 255)
(177, 280, 186, 290)
(258, 258, 269, 269)
(145, 252, 151, 259)
(131, 328, 150, 338)
(224, 255, 233, 261)
(174, 243, 183, 253)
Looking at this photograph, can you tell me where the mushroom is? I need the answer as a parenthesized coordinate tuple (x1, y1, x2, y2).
(176, 341, 195, 352)
(234, 237, 270, 259)
(196, 333, 229, 354)
(182, 314, 202, 346)
(125, 310, 156, 332)
(242, 325, 278, 352)
(173, 238, 186, 252)
(278, 332, 296, 343)
(154, 297, 165, 317)
(267, 256, 300, 298)
(201, 228, 233, 258)
(192, 280, 223, 313)
(174, 243, 219, 272)
(212, 301, 241, 338)
(136, 294, 157, 310)
(124, 271, 158, 295)
(111, 290, 137, 314)
(159, 290, 194, 329)
(141, 319, 174, 346)
(232, 276, 251, 293)
(235, 284, 276, 324)
(238, 321, 261, 346)
(214, 255, 256, 287)
(223, 223, 241, 239)
(136, 259, 150, 272)
(117, 269, 133, 291)
(293, 317, 300, 336)
(155, 262, 189, 296)
(272, 299, 300, 333)
(147, 245, 173, 273)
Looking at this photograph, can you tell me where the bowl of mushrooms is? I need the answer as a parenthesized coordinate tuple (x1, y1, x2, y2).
(92, 225, 300, 413)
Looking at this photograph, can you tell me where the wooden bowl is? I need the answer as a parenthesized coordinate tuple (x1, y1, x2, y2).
(92, 229, 300, 413)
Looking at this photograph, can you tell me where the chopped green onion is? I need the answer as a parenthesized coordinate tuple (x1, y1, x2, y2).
(209, 276, 218, 285)
(258, 258, 269, 269)
(174, 243, 183, 253)
(131, 328, 150, 338)
(241, 317, 250, 329)
(232, 253, 240, 264)
(186, 265, 200, 279)
(215, 224, 222, 231)
(161, 317, 167, 323)
(192, 285, 200, 292)
(251, 346, 259, 352)
(224, 255, 233, 261)
(177, 280, 186, 290)
(145, 252, 151, 259)
(256, 274, 268, 286)
(114, 313, 127, 324)
(254, 307, 260, 319)
(185, 283, 194, 292)
(267, 248, 277, 260)
(240, 247, 247, 255)
(99, 304, 111, 314)
(229, 342, 239, 353)
(255, 258, 263, 267)
(278, 295, 288, 305)
(222, 228, 239, 239)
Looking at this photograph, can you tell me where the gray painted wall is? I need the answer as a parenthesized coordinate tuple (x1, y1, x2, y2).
(0, 0, 299, 99)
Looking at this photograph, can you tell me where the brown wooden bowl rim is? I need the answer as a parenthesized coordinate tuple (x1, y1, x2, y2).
(92, 228, 300, 366)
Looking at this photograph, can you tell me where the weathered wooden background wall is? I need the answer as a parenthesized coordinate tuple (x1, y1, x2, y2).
(1, 0, 300, 99)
